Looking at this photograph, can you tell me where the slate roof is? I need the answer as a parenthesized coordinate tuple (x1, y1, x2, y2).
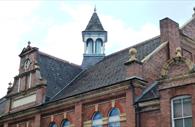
(81, 55, 104, 69)
(52, 36, 161, 100)
(84, 12, 105, 31)
(0, 98, 6, 116)
(135, 81, 159, 103)
(37, 52, 82, 101)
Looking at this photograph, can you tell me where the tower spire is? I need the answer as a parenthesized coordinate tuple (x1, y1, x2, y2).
(94, 5, 96, 12)
(81, 9, 107, 69)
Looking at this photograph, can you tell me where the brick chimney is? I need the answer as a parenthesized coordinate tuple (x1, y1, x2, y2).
(160, 18, 180, 58)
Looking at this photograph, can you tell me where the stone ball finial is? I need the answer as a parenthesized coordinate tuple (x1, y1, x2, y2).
(176, 47, 182, 57)
(94, 5, 96, 12)
(129, 48, 137, 61)
(8, 82, 12, 88)
(192, 7, 195, 17)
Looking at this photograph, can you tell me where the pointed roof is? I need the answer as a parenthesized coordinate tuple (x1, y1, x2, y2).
(84, 11, 105, 31)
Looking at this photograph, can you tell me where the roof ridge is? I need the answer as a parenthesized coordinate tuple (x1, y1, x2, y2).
(50, 69, 86, 101)
(102, 35, 160, 60)
(38, 51, 81, 68)
(135, 81, 159, 103)
(180, 16, 195, 29)
(0, 97, 6, 104)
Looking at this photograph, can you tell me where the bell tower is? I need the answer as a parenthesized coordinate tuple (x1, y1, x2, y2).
(81, 8, 107, 69)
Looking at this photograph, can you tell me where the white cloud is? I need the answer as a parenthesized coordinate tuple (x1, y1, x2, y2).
(0, 1, 40, 98)
(0, 2, 160, 98)
(40, 2, 159, 65)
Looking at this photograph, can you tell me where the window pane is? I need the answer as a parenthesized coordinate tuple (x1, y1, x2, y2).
(174, 119, 183, 127)
(109, 108, 120, 127)
(87, 40, 93, 54)
(108, 122, 120, 127)
(173, 99, 182, 118)
(49, 123, 57, 127)
(61, 119, 70, 127)
(92, 112, 103, 127)
(183, 97, 192, 116)
(184, 118, 192, 127)
(95, 40, 102, 54)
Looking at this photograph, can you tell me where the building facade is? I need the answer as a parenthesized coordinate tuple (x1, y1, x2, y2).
(0, 8, 195, 127)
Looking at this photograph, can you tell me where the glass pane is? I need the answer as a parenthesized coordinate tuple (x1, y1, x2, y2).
(110, 108, 120, 116)
(184, 117, 192, 127)
(174, 119, 183, 127)
(108, 122, 120, 127)
(62, 119, 70, 127)
(92, 112, 103, 127)
(173, 99, 182, 118)
(50, 123, 57, 127)
(95, 40, 102, 54)
(183, 97, 192, 116)
(87, 40, 93, 54)
(109, 116, 120, 122)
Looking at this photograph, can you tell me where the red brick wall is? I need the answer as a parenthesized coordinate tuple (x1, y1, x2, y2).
(143, 45, 169, 83)
(140, 110, 160, 127)
(160, 18, 180, 58)
(41, 110, 75, 127)
(159, 84, 195, 127)
(40, 97, 127, 127)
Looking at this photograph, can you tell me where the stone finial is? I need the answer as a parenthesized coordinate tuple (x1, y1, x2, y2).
(8, 82, 12, 88)
(28, 41, 31, 47)
(176, 47, 182, 57)
(94, 5, 96, 12)
(129, 48, 137, 61)
(193, 7, 195, 17)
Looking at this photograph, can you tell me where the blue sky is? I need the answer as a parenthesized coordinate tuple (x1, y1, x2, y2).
(0, 1, 194, 98)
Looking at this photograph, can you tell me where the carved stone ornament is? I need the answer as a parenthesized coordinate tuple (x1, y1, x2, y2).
(161, 47, 195, 78)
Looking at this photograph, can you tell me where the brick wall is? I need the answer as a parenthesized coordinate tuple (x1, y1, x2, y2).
(140, 110, 160, 127)
(159, 84, 195, 127)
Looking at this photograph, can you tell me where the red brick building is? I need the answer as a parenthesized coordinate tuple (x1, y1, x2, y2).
(0, 8, 195, 127)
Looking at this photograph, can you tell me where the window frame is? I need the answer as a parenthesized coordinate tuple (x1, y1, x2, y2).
(171, 95, 192, 127)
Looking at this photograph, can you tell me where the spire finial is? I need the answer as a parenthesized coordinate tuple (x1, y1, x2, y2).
(8, 82, 12, 88)
(193, 7, 195, 17)
(94, 5, 96, 12)
(28, 41, 31, 47)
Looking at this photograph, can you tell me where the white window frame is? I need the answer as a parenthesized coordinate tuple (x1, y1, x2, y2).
(171, 95, 192, 127)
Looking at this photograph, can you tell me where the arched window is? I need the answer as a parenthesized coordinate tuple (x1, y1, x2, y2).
(95, 39, 103, 54)
(86, 39, 94, 54)
(92, 112, 103, 127)
(171, 96, 192, 127)
(108, 108, 120, 127)
(49, 122, 57, 127)
(61, 119, 70, 127)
